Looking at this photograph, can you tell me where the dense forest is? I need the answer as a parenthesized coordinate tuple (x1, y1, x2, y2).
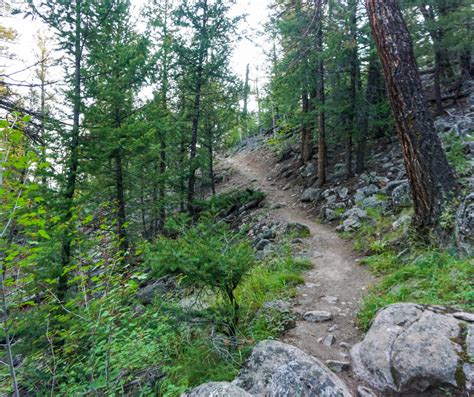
(0, 0, 473, 395)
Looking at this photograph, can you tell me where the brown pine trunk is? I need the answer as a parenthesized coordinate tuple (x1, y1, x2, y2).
(460, 49, 473, 79)
(208, 128, 216, 196)
(418, 4, 444, 115)
(187, 2, 208, 216)
(365, 0, 458, 230)
(345, 0, 358, 179)
(114, 150, 128, 256)
(242, 63, 250, 134)
(157, 134, 166, 232)
(356, 49, 380, 174)
(315, 0, 326, 187)
(301, 90, 312, 163)
(58, 0, 81, 301)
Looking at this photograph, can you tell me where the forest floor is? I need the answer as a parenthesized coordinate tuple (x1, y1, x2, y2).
(218, 145, 377, 390)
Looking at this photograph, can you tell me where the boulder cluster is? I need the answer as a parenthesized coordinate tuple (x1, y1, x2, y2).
(186, 304, 474, 396)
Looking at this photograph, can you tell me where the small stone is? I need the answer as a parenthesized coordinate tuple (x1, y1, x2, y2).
(324, 208, 338, 222)
(303, 311, 333, 322)
(262, 300, 291, 312)
(357, 386, 377, 397)
(183, 381, 252, 397)
(301, 187, 322, 203)
(285, 222, 311, 238)
(326, 360, 350, 373)
(328, 324, 338, 332)
(321, 334, 336, 346)
(255, 239, 271, 251)
(453, 312, 474, 322)
(322, 296, 338, 304)
(337, 187, 349, 200)
(339, 342, 350, 349)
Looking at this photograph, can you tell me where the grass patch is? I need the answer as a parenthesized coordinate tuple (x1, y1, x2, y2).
(341, 205, 473, 331)
(443, 132, 471, 176)
(359, 250, 474, 330)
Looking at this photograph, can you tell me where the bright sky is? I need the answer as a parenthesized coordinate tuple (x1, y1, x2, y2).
(1, 0, 272, 110)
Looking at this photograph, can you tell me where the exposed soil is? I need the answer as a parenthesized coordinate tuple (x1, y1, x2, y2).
(218, 146, 377, 393)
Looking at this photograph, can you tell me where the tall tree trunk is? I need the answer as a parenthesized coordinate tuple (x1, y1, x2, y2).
(157, 0, 171, 233)
(242, 63, 250, 134)
(365, 0, 458, 230)
(356, 49, 379, 174)
(187, 75, 203, 215)
(344, 119, 353, 179)
(179, 134, 186, 213)
(158, 134, 166, 232)
(58, 0, 81, 301)
(113, 149, 128, 257)
(315, 0, 326, 187)
(418, 4, 448, 115)
(345, 0, 358, 179)
(207, 125, 216, 195)
(301, 89, 312, 163)
(187, 1, 208, 216)
(460, 49, 473, 79)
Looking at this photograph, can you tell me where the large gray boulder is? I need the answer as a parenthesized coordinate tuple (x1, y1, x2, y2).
(455, 193, 474, 257)
(391, 182, 412, 208)
(358, 195, 388, 212)
(136, 276, 175, 305)
(183, 382, 251, 396)
(284, 222, 311, 238)
(233, 340, 351, 397)
(351, 303, 474, 395)
(383, 179, 408, 196)
(301, 187, 322, 203)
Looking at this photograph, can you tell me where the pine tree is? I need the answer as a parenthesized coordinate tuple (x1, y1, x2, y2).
(83, 0, 150, 257)
(173, 0, 240, 214)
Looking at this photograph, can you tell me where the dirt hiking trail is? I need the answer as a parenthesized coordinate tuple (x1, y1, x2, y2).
(219, 147, 377, 390)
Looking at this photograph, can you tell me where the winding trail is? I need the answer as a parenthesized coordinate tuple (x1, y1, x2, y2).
(220, 147, 376, 391)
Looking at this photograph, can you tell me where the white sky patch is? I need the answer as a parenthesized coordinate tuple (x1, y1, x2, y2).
(2, 0, 271, 112)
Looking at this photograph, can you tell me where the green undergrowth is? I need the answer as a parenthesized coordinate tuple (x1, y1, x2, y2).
(339, 207, 474, 331)
(195, 188, 265, 216)
(443, 132, 472, 176)
(8, 190, 310, 396)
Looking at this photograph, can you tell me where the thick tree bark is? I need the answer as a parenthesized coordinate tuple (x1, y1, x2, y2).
(315, 0, 326, 187)
(58, 0, 81, 301)
(365, 0, 458, 230)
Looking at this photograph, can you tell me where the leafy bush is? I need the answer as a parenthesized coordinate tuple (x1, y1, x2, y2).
(194, 189, 265, 217)
(146, 219, 256, 336)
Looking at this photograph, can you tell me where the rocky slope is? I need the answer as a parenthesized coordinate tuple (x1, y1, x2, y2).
(183, 81, 474, 397)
